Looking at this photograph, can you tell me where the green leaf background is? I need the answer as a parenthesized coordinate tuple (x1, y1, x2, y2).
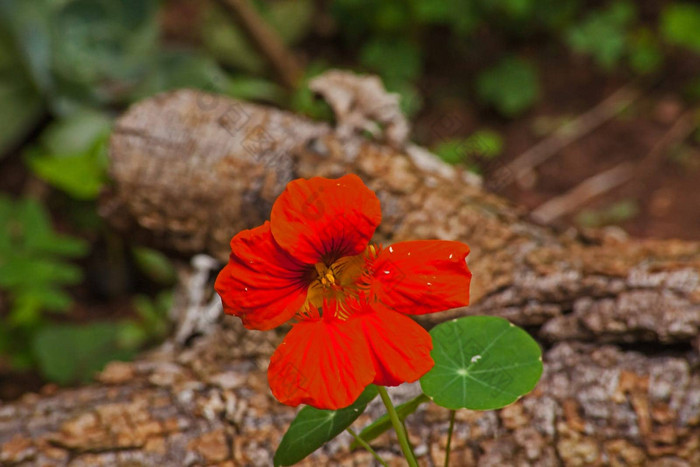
(32, 323, 135, 385)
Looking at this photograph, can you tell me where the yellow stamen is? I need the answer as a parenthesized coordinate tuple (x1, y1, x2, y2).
(297, 245, 379, 320)
(324, 270, 336, 286)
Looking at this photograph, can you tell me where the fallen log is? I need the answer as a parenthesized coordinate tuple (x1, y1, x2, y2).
(1, 84, 698, 466)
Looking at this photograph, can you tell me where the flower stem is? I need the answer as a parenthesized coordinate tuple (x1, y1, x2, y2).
(347, 428, 388, 467)
(444, 410, 456, 467)
(377, 386, 418, 467)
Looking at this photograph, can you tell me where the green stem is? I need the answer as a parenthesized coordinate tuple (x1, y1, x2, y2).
(377, 386, 418, 467)
(444, 410, 456, 467)
(347, 428, 389, 467)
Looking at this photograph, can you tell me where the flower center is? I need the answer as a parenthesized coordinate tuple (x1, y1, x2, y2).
(298, 245, 381, 320)
(315, 263, 339, 289)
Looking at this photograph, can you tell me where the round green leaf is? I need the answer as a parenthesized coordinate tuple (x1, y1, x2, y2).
(274, 385, 378, 466)
(421, 316, 542, 410)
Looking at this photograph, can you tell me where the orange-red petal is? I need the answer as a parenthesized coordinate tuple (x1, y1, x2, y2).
(369, 240, 471, 315)
(214, 222, 309, 331)
(270, 175, 382, 264)
(353, 304, 434, 386)
(268, 317, 375, 409)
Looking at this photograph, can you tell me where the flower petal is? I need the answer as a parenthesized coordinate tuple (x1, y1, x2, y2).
(370, 240, 471, 315)
(214, 222, 309, 330)
(268, 317, 375, 409)
(354, 304, 434, 386)
(270, 175, 382, 264)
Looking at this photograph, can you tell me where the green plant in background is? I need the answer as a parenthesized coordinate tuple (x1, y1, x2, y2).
(0, 0, 275, 160)
(32, 322, 135, 385)
(565, 1, 663, 75)
(476, 57, 540, 117)
(359, 38, 423, 115)
(472, 0, 583, 35)
(661, 2, 700, 54)
(0, 22, 43, 156)
(627, 28, 663, 75)
(0, 0, 188, 383)
(433, 129, 503, 170)
(329, 0, 594, 118)
(0, 196, 171, 385)
(0, 196, 88, 369)
(118, 291, 173, 351)
(203, 0, 313, 75)
(0, 0, 212, 386)
(289, 61, 335, 120)
(26, 109, 112, 200)
(331, 0, 548, 118)
(330, 0, 430, 116)
(329, 0, 700, 118)
(121, 246, 178, 349)
(0, 197, 177, 383)
(566, 1, 636, 70)
(2, 0, 699, 150)
(661, 2, 700, 100)
(2, 0, 696, 149)
(0, 0, 158, 116)
(575, 199, 639, 228)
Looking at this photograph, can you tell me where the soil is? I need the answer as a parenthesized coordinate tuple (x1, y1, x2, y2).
(413, 52, 700, 241)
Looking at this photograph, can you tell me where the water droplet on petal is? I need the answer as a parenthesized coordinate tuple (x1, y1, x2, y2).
(389, 246, 394, 253)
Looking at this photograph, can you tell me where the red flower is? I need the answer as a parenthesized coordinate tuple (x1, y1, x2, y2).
(215, 175, 471, 409)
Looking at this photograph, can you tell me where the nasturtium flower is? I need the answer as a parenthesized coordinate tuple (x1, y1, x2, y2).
(215, 174, 471, 409)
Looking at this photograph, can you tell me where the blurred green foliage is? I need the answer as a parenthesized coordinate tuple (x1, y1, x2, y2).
(0, 196, 88, 370)
(433, 129, 503, 170)
(119, 291, 173, 350)
(330, 0, 698, 121)
(203, 0, 313, 74)
(32, 322, 134, 385)
(1, 0, 699, 386)
(131, 247, 178, 287)
(476, 57, 539, 117)
(1, 0, 699, 158)
(0, 26, 43, 157)
(0, 195, 175, 384)
(566, 1, 636, 70)
(661, 3, 700, 53)
(576, 199, 640, 228)
(26, 110, 112, 199)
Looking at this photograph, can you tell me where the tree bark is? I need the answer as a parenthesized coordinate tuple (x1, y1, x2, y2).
(2, 88, 699, 466)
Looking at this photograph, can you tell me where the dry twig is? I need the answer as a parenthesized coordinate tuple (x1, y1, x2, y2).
(530, 162, 634, 224)
(530, 108, 698, 224)
(494, 85, 640, 188)
(214, 0, 302, 89)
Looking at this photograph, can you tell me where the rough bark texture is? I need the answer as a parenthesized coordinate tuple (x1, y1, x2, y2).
(2, 87, 699, 466)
